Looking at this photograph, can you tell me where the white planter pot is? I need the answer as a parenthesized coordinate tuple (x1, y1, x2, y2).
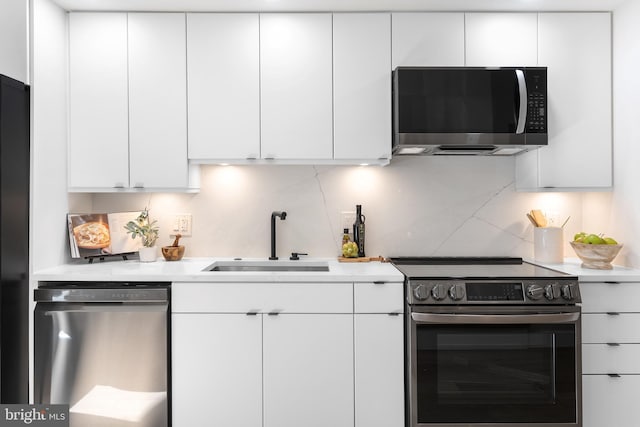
(138, 246, 157, 262)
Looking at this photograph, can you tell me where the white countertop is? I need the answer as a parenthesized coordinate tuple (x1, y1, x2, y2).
(534, 258, 640, 282)
(32, 257, 405, 283)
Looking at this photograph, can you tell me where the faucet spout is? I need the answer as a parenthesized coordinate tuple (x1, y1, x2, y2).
(269, 211, 287, 260)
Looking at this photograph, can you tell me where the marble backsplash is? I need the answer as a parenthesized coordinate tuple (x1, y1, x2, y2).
(84, 156, 585, 260)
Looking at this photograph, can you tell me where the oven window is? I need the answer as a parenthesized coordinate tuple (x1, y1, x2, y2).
(415, 324, 576, 424)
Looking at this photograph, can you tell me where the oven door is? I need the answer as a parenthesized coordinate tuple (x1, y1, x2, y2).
(408, 305, 581, 427)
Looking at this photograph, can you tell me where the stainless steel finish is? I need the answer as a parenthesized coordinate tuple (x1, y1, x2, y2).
(411, 310, 580, 325)
(204, 260, 329, 272)
(394, 258, 582, 427)
(448, 284, 465, 301)
(34, 287, 168, 303)
(515, 69, 527, 134)
(407, 305, 582, 427)
(527, 284, 545, 300)
(34, 283, 169, 427)
(430, 284, 446, 300)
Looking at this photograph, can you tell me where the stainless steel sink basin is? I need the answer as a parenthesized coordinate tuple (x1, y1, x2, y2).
(203, 260, 330, 272)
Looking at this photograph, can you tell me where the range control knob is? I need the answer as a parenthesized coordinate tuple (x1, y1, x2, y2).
(526, 284, 544, 300)
(431, 284, 447, 301)
(413, 284, 430, 301)
(544, 284, 561, 300)
(448, 284, 465, 301)
(561, 284, 576, 301)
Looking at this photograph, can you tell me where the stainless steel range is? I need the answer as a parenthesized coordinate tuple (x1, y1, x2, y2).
(390, 257, 581, 427)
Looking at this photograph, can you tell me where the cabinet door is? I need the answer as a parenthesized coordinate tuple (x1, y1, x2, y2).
(583, 375, 640, 427)
(465, 13, 538, 66)
(391, 13, 465, 67)
(68, 13, 129, 189)
(260, 14, 333, 160)
(128, 13, 188, 188)
(582, 313, 640, 343)
(333, 13, 391, 161)
(583, 343, 640, 374)
(187, 13, 260, 160)
(354, 314, 404, 427)
(580, 282, 640, 313)
(517, 13, 612, 189)
(172, 313, 262, 427)
(263, 314, 354, 427)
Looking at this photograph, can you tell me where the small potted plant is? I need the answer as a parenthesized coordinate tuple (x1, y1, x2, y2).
(124, 208, 159, 262)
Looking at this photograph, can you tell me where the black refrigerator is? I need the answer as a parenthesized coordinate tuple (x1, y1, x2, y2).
(0, 74, 30, 403)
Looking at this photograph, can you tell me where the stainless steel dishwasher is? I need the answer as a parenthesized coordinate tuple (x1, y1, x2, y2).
(34, 282, 170, 427)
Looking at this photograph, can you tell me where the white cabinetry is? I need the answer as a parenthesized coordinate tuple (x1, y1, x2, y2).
(260, 14, 333, 160)
(391, 13, 464, 67)
(172, 282, 354, 427)
(68, 12, 196, 191)
(128, 13, 189, 189)
(353, 282, 404, 427)
(68, 13, 129, 189)
(580, 281, 640, 427)
(263, 314, 354, 427)
(186, 13, 260, 161)
(333, 13, 391, 162)
(516, 13, 612, 190)
(465, 13, 538, 66)
(172, 280, 404, 427)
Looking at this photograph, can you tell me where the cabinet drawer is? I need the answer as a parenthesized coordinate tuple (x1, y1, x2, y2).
(580, 282, 640, 313)
(354, 282, 403, 313)
(583, 344, 640, 374)
(173, 282, 353, 313)
(583, 374, 640, 427)
(582, 313, 640, 343)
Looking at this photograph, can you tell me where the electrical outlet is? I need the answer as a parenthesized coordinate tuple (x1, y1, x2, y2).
(171, 214, 192, 236)
(341, 211, 356, 233)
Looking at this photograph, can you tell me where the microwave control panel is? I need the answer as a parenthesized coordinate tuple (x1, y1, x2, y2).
(525, 69, 547, 133)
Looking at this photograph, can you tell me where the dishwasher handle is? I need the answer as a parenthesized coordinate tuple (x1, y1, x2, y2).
(34, 287, 169, 303)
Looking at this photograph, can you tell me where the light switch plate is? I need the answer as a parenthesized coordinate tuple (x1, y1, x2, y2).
(171, 214, 192, 236)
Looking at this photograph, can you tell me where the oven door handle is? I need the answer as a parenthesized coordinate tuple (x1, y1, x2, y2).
(411, 311, 580, 325)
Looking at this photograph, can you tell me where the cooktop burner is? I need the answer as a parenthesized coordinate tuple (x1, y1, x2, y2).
(389, 257, 580, 305)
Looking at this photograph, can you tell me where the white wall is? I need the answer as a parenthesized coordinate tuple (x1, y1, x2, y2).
(582, 0, 640, 268)
(89, 158, 584, 260)
(0, 0, 28, 82)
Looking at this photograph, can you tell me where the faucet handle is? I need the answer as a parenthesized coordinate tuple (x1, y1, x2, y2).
(289, 252, 308, 260)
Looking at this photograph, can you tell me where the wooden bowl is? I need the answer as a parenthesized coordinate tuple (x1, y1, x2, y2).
(161, 245, 185, 261)
(570, 241, 623, 269)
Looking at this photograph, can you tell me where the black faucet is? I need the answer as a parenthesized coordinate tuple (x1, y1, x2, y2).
(269, 211, 287, 260)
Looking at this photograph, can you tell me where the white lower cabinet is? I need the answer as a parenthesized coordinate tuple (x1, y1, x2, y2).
(263, 314, 354, 427)
(172, 314, 262, 426)
(354, 314, 404, 427)
(583, 375, 640, 427)
(580, 281, 640, 427)
(172, 281, 403, 427)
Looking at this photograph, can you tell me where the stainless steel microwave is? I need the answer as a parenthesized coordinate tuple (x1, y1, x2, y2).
(392, 67, 548, 156)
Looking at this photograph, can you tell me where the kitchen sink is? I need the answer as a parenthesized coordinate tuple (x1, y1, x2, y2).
(203, 260, 330, 272)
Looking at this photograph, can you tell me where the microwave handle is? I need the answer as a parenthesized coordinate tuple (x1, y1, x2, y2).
(411, 311, 579, 325)
(515, 69, 527, 134)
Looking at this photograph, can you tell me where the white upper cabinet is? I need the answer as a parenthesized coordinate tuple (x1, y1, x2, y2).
(391, 13, 465, 67)
(260, 14, 333, 160)
(516, 13, 612, 190)
(128, 13, 189, 189)
(186, 13, 260, 161)
(465, 13, 538, 66)
(68, 13, 129, 189)
(333, 13, 391, 161)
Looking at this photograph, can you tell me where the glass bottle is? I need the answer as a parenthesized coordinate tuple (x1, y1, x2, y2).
(353, 205, 366, 257)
